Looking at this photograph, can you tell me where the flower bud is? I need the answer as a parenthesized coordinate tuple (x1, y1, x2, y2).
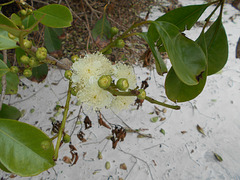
(20, 55, 30, 64)
(10, 66, 19, 74)
(98, 75, 112, 89)
(71, 86, 78, 96)
(23, 39, 32, 49)
(110, 27, 119, 36)
(116, 78, 129, 91)
(36, 47, 47, 61)
(71, 55, 79, 62)
(20, 9, 27, 16)
(29, 57, 39, 67)
(115, 39, 125, 48)
(137, 89, 146, 100)
(23, 69, 32, 78)
(64, 70, 72, 80)
(63, 134, 71, 143)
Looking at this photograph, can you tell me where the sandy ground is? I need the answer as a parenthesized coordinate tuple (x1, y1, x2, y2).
(1, 0, 240, 180)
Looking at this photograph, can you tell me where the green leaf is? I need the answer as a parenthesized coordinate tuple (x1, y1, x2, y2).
(148, 4, 210, 42)
(10, 13, 22, 27)
(138, 32, 167, 75)
(202, 16, 228, 75)
(0, 104, 21, 120)
(0, 119, 55, 176)
(0, 29, 18, 50)
(22, 14, 39, 31)
(165, 32, 208, 102)
(30, 63, 48, 83)
(92, 13, 111, 40)
(0, 161, 11, 173)
(0, 59, 9, 78)
(160, 128, 165, 135)
(0, 13, 18, 28)
(0, 71, 19, 94)
(44, 27, 62, 53)
(213, 152, 223, 162)
(152, 21, 207, 85)
(34, 4, 73, 28)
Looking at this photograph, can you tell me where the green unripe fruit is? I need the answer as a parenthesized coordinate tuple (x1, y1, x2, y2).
(20, 55, 30, 64)
(63, 134, 71, 143)
(27, 8, 33, 15)
(105, 161, 111, 170)
(23, 39, 32, 49)
(116, 78, 129, 91)
(64, 70, 72, 80)
(29, 57, 39, 67)
(115, 39, 125, 48)
(10, 66, 19, 74)
(23, 69, 32, 78)
(110, 27, 119, 36)
(137, 89, 146, 100)
(41, 140, 51, 150)
(8, 33, 16, 39)
(98, 75, 112, 89)
(36, 47, 47, 61)
(71, 55, 79, 62)
(103, 48, 112, 55)
(20, 9, 27, 16)
(71, 86, 78, 96)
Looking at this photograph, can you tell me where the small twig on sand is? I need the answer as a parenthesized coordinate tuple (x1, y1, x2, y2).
(0, 50, 8, 110)
(118, 147, 154, 180)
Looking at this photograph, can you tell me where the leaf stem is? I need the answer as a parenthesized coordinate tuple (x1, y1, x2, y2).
(53, 81, 72, 160)
(0, 0, 14, 6)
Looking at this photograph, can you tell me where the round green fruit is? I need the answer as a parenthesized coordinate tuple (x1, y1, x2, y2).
(38, 47, 47, 53)
(20, 9, 27, 16)
(116, 78, 129, 91)
(64, 70, 72, 80)
(110, 27, 119, 36)
(71, 55, 79, 63)
(23, 39, 32, 49)
(10, 66, 19, 74)
(20, 55, 30, 64)
(98, 75, 112, 89)
(71, 86, 78, 96)
(63, 134, 71, 143)
(23, 69, 32, 78)
(36, 47, 47, 61)
(115, 39, 125, 48)
(137, 89, 146, 100)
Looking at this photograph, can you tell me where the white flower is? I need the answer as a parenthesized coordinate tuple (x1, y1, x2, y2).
(113, 63, 136, 89)
(110, 96, 136, 112)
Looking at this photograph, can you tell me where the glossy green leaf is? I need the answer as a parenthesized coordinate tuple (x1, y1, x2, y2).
(148, 4, 210, 42)
(30, 63, 48, 83)
(0, 59, 9, 78)
(0, 104, 21, 120)
(44, 27, 62, 53)
(0, 71, 19, 94)
(165, 32, 208, 102)
(202, 16, 228, 75)
(10, 13, 22, 26)
(0, 13, 18, 28)
(0, 119, 55, 176)
(34, 4, 73, 28)
(138, 32, 167, 75)
(92, 13, 111, 40)
(22, 14, 39, 31)
(152, 21, 207, 85)
(0, 29, 18, 50)
(0, 161, 11, 173)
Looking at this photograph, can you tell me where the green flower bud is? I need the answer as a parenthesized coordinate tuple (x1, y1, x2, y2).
(105, 161, 110, 170)
(103, 48, 112, 55)
(110, 27, 119, 36)
(41, 140, 51, 150)
(8, 33, 16, 39)
(137, 89, 146, 100)
(64, 70, 72, 80)
(10, 66, 19, 74)
(36, 47, 47, 61)
(20, 55, 30, 64)
(71, 55, 79, 62)
(27, 8, 33, 15)
(98, 75, 112, 89)
(20, 9, 27, 16)
(29, 57, 39, 67)
(63, 134, 71, 143)
(23, 39, 32, 49)
(23, 69, 32, 78)
(71, 86, 78, 96)
(116, 78, 129, 91)
(115, 39, 125, 48)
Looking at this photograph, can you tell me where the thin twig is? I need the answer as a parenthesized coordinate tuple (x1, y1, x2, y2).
(0, 50, 8, 110)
